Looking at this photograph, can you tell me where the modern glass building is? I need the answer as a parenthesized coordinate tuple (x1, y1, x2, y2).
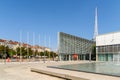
(58, 32, 95, 61)
(96, 31, 120, 61)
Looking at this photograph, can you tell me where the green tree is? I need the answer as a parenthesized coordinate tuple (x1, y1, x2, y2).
(0, 45, 16, 58)
(44, 50, 49, 57)
(4, 46, 10, 58)
(9, 49, 16, 58)
(49, 51, 58, 60)
(0, 45, 5, 58)
(28, 48, 33, 56)
(16, 47, 20, 56)
(16, 47, 27, 58)
(40, 52, 44, 56)
(21, 47, 27, 57)
(35, 50, 39, 56)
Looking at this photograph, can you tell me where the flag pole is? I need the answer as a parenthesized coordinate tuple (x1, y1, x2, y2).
(27, 32, 29, 62)
(49, 36, 50, 61)
(39, 34, 40, 61)
(20, 31, 22, 63)
(44, 34, 46, 63)
(33, 32, 35, 62)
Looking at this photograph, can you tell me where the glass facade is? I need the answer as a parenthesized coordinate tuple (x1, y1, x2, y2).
(97, 44, 120, 61)
(58, 32, 95, 61)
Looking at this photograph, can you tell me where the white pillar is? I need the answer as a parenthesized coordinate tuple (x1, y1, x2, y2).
(84, 54, 85, 60)
(69, 54, 71, 61)
(89, 52, 91, 61)
(59, 54, 61, 61)
(77, 55, 78, 61)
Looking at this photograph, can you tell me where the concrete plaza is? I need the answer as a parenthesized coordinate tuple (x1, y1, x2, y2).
(0, 62, 64, 80)
(0, 61, 120, 80)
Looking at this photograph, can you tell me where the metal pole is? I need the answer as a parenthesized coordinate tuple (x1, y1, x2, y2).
(43, 34, 46, 63)
(39, 34, 40, 62)
(20, 31, 22, 63)
(33, 32, 35, 62)
(27, 32, 29, 62)
(49, 36, 50, 61)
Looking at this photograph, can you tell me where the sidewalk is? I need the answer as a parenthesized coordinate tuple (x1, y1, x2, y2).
(0, 61, 64, 80)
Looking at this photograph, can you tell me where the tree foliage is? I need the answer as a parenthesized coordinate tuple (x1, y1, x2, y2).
(0, 45, 58, 59)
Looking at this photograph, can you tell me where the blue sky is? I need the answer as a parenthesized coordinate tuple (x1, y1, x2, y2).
(0, 0, 120, 50)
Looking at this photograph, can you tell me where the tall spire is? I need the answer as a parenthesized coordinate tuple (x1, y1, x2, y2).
(93, 7, 98, 41)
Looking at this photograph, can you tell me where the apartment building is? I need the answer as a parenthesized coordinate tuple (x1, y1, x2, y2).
(0, 39, 50, 52)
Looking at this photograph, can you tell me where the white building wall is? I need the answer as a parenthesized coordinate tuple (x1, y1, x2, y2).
(96, 31, 120, 46)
